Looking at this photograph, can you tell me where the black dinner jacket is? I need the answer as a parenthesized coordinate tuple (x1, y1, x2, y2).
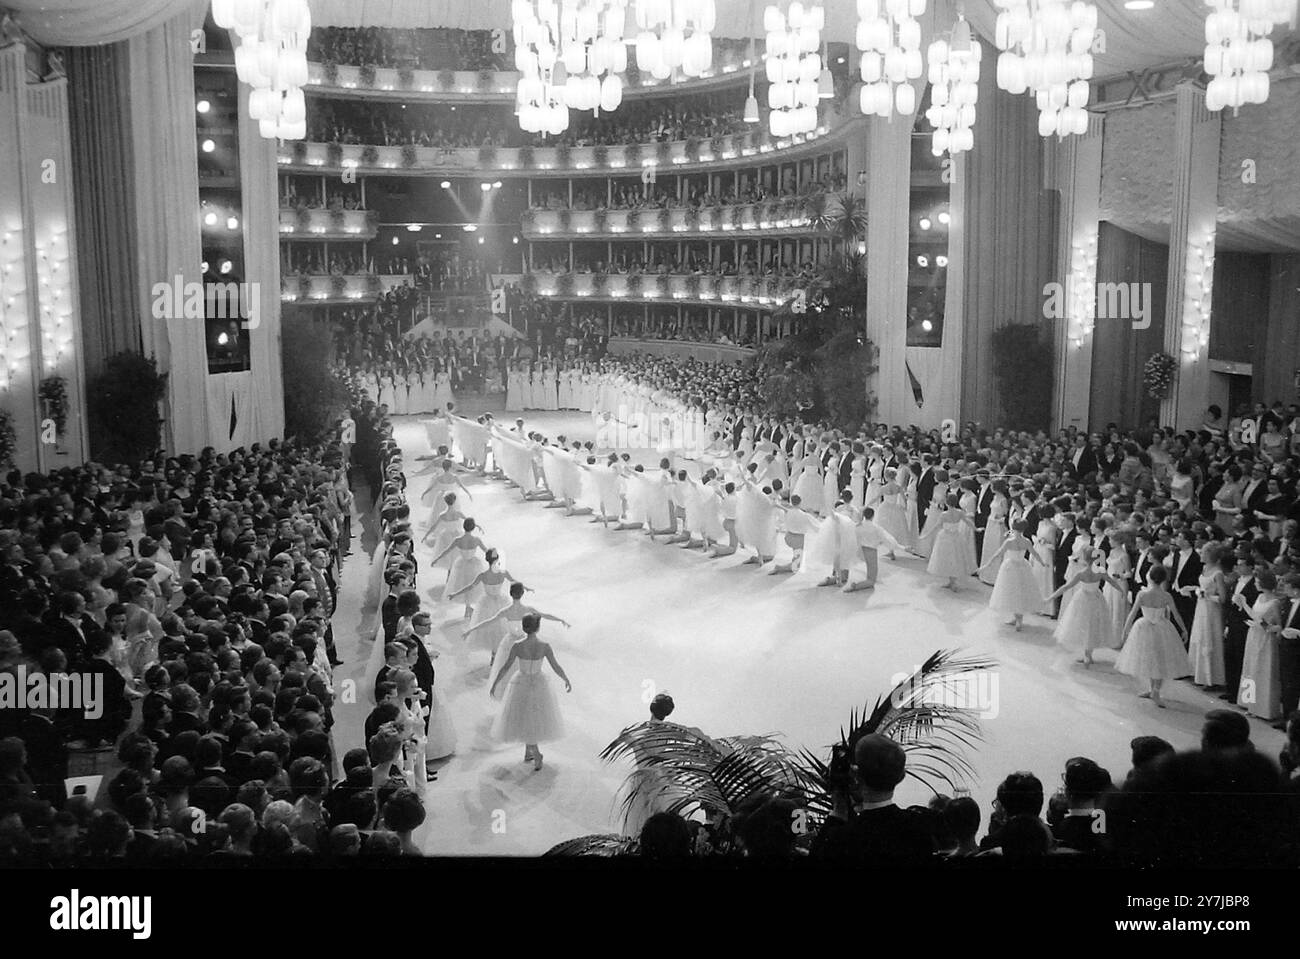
(837, 452, 854, 493)
(1173, 550, 1203, 592)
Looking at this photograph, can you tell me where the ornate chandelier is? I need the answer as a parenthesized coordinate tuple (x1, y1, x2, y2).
(857, 0, 926, 119)
(212, 0, 312, 140)
(513, 0, 629, 136)
(992, 0, 1096, 138)
(764, 2, 825, 136)
(1203, 0, 1298, 111)
(925, 16, 981, 156)
(634, 0, 716, 80)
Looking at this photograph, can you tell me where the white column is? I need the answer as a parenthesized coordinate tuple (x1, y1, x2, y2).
(1161, 82, 1220, 430)
(1051, 112, 1104, 433)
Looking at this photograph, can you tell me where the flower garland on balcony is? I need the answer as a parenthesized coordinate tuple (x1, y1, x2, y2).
(656, 141, 672, 165)
(322, 59, 339, 85)
(518, 146, 535, 169)
(479, 144, 498, 165)
(593, 210, 607, 233)
(626, 142, 642, 167)
(593, 145, 608, 166)
(331, 275, 348, 297)
(361, 145, 379, 166)
(326, 142, 343, 167)
(684, 136, 701, 162)
(292, 141, 308, 164)
(330, 209, 346, 232)
(1143, 352, 1177, 399)
(627, 274, 643, 297)
(359, 63, 377, 86)
(686, 208, 700, 231)
(558, 210, 572, 232)
(556, 145, 571, 167)
(38, 376, 68, 436)
(296, 208, 312, 232)
(731, 206, 746, 229)
(401, 144, 418, 167)
(628, 209, 643, 232)
(521, 274, 538, 295)
(556, 274, 575, 297)
(398, 66, 415, 89)
(592, 273, 608, 297)
(477, 70, 495, 92)
(685, 274, 701, 298)
(437, 69, 456, 90)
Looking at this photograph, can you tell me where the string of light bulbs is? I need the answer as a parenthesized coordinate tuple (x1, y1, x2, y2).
(764, 2, 826, 136)
(925, 16, 981, 156)
(1203, 0, 1298, 111)
(857, 0, 926, 119)
(634, 0, 716, 80)
(992, 0, 1096, 138)
(212, 0, 312, 140)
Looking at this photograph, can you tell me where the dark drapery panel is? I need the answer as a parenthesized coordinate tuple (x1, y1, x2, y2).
(1209, 251, 1269, 367)
(1257, 254, 1300, 404)
(1090, 221, 1169, 430)
(959, 76, 1058, 426)
(66, 41, 140, 381)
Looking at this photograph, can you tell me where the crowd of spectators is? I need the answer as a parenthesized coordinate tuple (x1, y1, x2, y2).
(307, 101, 512, 149)
(531, 247, 820, 286)
(307, 25, 511, 72)
(280, 181, 366, 212)
(529, 171, 848, 213)
(281, 246, 373, 277)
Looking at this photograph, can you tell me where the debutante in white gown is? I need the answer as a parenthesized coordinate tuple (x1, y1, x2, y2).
(445, 544, 487, 597)
(1103, 550, 1132, 649)
(1033, 520, 1057, 616)
(491, 656, 565, 744)
(927, 510, 975, 580)
(1187, 571, 1226, 686)
(466, 577, 513, 654)
(425, 685, 457, 759)
(875, 483, 910, 548)
(1238, 595, 1281, 719)
(1054, 578, 1112, 652)
(978, 499, 1008, 586)
(792, 455, 824, 515)
(1116, 604, 1192, 680)
(988, 542, 1043, 616)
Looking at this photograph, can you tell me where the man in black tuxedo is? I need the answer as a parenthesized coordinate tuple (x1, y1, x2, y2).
(406, 613, 438, 737)
(837, 443, 857, 499)
(1132, 531, 1157, 600)
(1276, 573, 1300, 730)
(974, 469, 994, 556)
(1066, 435, 1098, 482)
(1239, 462, 1270, 513)
(44, 591, 102, 668)
(915, 457, 937, 534)
(1170, 529, 1202, 643)
(811, 734, 932, 861)
(1221, 554, 1259, 700)
(1053, 514, 1078, 615)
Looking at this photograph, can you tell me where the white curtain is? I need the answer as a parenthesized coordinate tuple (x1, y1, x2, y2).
(128, 6, 211, 454)
(206, 371, 259, 450)
(5, 0, 199, 45)
(236, 95, 286, 446)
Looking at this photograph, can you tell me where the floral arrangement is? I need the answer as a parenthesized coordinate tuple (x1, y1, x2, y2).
(684, 137, 701, 162)
(656, 140, 672, 166)
(591, 273, 607, 297)
(358, 63, 376, 86)
(593, 210, 607, 234)
(592, 145, 608, 167)
(731, 206, 746, 229)
(627, 209, 643, 233)
(1143, 352, 1177, 399)
(655, 209, 670, 232)
(437, 69, 456, 90)
(329, 209, 347, 232)
(556, 273, 574, 297)
(627, 274, 643, 298)
(398, 66, 415, 89)
(520, 274, 538, 295)
(295, 208, 312, 232)
(292, 141, 308, 164)
(558, 210, 572, 232)
(518, 146, 534, 169)
(556, 145, 571, 168)
(685, 275, 701, 298)
(360, 145, 379, 166)
(477, 70, 495, 91)
(326, 142, 343, 167)
(625, 142, 642, 168)
(0, 408, 16, 466)
(478, 144, 497, 166)
(400, 143, 418, 168)
(331, 275, 348, 297)
(322, 60, 339, 85)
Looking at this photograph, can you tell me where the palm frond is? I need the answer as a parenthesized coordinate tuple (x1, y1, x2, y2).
(543, 834, 638, 857)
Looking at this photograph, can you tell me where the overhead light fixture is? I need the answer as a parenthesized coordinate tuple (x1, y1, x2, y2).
(817, 38, 834, 99)
(197, 99, 211, 114)
(392, 237, 400, 245)
(513, 236, 520, 244)
(464, 224, 478, 232)
(993, 0, 1096, 138)
(219, 260, 233, 274)
(938, 210, 951, 225)
(921, 319, 933, 331)
(227, 216, 239, 230)
(936, 254, 949, 267)
(493, 180, 503, 189)
(919, 217, 932, 230)
(215, 0, 311, 140)
(481, 182, 492, 192)
(926, 15, 981, 156)
(407, 224, 422, 232)
(765, 2, 825, 135)
(857, 0, 925, 118)
(744, 28, 760, 122)
(201, 139, 216, 153)
(440, 180, 451, 189)
(1123, 0, 1153, 7)
(1203, 0, 1294, 111)
(634, 0, 716, 80)
(203, 212, 218, 226)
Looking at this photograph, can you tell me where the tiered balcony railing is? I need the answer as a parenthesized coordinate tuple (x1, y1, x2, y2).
(281, 273, 411, 304)
(304, 48, 753, 103)
(278, 112, 853, 177)
(522, 195, 831, 240)
(516, 271, 803, 311)
(278, 208, 379, 241)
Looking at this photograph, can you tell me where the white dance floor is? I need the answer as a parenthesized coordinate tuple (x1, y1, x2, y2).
(329, 411, 1284, 856)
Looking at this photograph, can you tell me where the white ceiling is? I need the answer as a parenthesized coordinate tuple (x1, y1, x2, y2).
(306, 0, 1297, 80)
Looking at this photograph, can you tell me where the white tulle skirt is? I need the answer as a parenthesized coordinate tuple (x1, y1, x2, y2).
(1054, 584, 1112, 652)
(927, 525, 974, 579)
(1116, 616, 1192, 680)
(466, 586, 512, 653)
(492, 667, 565, 744)
(1187, 597, 1226, 686)
(446, 551, 487, 598)
(426, 687, 456, 759)
(988, 553, 1043, 615)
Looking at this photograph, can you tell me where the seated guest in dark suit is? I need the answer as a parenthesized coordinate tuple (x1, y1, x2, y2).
(812, 734, 933, 861)
(979, 770, 1048, 852)
(374, 645, 404, 705)
(71, 631, 134, 747)
(1051, 757, 1112, 855)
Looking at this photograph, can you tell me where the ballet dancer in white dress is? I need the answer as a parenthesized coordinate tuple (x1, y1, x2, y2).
(1115, 566, 1192, 707)
(451, 549, 520, 655)
(926, 494, 976, 590)
(1044, 548, 1125, 666)
(432, 518, 489, 617)
(977, 520, 1045, 631)
(489, 614, 571, 772)
(420, 459, 474, 511)
(471, 581, 571, 682)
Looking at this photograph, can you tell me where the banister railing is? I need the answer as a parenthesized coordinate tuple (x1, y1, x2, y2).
(521, 196, 826, 238)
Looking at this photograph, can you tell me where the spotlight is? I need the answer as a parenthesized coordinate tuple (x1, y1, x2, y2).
(406, 224, 422, 232)
(204, 212, 218, 226)
(921, 319, 933, 332)
(201, 139, 215, 153)
(917, 255, 929, 267)
(219, 260, 233, 274)
(478, 237, 485, 244)
(227, 216, 239, 230)
(217, 332, 229, 346)
(463, 224, 477, 232)
(197, 99, 211, 114)
(919, 217, 932, 231)
(936, 255, 949, 267)
(441, 181, 451, 189)
(480, 182, 492, 192)
(938, 211, 951, 225)
(512, 236, 520, 244)
(492, 181, 502, 189)
(392, 237, 400, 245)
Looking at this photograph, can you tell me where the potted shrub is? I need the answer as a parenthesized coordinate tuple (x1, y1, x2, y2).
(1143, 352, 1177, 399)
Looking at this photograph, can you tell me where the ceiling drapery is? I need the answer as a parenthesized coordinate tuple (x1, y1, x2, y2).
(303, 0, 1295, 77)
(3, 0, 204, 45)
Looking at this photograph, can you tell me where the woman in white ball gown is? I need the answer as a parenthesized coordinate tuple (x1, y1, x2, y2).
(473, 581, 572, 685)
(450, 549, 520, 655)
(1032, 502, 1060, 616)
(1236, 568, 1283, 721)
(976, 520, 1045, 631)
(1103, 530, 1133, 649)
(917, 471, 950, 559)
(1044, 548, 1125, 666)
(926, 494, 976, 590)
(421, 459, 473, 512)
(1115, 565, 1192, 707)
(432, 518, 489, 616)
(977, 481, 1009, 587)
(421, 493, 465, 566)
(489, 614, 572, 772)
(874, 467, 912, 549)
(1187, 542, 1228, 688)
